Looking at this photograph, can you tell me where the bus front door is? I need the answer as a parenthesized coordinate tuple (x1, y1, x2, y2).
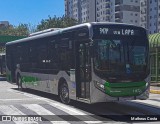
(76, 42, 91, 99)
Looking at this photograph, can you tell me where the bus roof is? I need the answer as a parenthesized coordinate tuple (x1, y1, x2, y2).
(6, 22, 145, 46)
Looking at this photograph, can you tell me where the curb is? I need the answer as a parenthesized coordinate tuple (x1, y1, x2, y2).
(150, 89, 160, 94)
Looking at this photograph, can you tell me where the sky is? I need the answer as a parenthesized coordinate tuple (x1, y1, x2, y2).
(0, 0, 64, 26)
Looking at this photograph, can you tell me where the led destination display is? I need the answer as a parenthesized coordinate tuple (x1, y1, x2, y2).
(93, 25, 145, 38)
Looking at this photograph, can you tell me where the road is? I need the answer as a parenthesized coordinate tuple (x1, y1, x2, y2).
(0, 81, 160, 124)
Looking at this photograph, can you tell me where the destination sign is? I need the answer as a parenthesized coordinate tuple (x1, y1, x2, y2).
(99, 28, 138, 36)
(93, 25, 144, 38)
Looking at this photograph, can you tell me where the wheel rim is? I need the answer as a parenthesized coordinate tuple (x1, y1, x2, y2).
(60, 84, 69, 103)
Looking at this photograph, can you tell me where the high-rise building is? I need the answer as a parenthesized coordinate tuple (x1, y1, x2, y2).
(140, 0, 149, 30)
(140, 0, 160, 34)
(65, 0, 96, 23)
(149, 0, 160, 34)
(65, 0, 140, 26)
(96, 0, 110, 22)
(114, 0, 140, 26)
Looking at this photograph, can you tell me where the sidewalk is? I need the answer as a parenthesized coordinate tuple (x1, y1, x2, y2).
(150, 83, 160, 94)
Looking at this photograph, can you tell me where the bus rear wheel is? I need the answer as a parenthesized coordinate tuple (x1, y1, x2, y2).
(59, 83, 70, 104)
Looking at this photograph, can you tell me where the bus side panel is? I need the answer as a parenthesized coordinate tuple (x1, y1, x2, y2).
(21, 71, 77, 100)
(21, 72, 37, 89)
(48, 74, 58, 95)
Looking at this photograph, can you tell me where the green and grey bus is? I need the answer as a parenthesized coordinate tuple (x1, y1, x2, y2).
(6, 22, 150, 104)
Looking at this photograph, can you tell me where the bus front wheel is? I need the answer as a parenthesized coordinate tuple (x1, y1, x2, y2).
(59, 82, 70, 104)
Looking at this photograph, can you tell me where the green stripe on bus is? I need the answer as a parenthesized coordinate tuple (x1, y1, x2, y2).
(21, 76, 39, 86)
(105, 81, 146, 88)
(104, 81, 147, 97)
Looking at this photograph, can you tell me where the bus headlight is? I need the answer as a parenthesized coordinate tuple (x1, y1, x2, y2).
(94, 80, 105, 92)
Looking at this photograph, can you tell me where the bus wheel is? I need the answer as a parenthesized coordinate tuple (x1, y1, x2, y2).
(59, 83, 70, 104)
(17, 75, 23, 91)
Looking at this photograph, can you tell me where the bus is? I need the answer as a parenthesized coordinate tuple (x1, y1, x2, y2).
(5, 22, 150, 104)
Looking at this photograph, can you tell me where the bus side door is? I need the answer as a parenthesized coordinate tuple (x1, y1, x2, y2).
(75, 41, 91, 99)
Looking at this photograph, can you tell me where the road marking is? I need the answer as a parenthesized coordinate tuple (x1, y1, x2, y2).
(8, 87, 104, 123)
(22, 92, 103, 123)
(47, 102, 103, 123)
(0, 105, 25, 115)
(22, 104, 70, 124)
(23, 104, 55, 115)
(0, 105, 38, 124)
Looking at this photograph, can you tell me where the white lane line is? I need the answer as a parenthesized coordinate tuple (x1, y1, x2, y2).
(9, 88, 103, 123)
(23, 104, 55, 115)
(47, 102, 103, 123)
(22, 104, 70, 124)
(0, 105, 38, 124)
(0, 105, 25, 115)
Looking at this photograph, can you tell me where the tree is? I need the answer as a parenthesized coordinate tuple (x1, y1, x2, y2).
(0, 23, 36, 36)
(37, 15, 77, 31)
(0, 15, 77, 36)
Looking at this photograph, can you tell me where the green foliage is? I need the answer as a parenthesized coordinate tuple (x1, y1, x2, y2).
(0, 24, 30, 36)
(0, 15, 77, 36)
(37, 15, 77, 31)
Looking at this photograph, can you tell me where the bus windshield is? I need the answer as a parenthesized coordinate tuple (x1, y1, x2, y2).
(93, 37, 149, 82)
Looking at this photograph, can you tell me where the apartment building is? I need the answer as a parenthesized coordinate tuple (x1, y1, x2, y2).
(114, 0, 140, 26)
(65, 0, 140, 26)
(140, 0, 160, 34)
(96, 0, 111, 22)
(140, 0, 149, 30)
(65, 0, 96, 23)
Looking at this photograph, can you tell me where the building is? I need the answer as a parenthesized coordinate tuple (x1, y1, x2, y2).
(148, 0, 160, 34)
(140, 0, 149, 30)
(140, 0, 160, 34)
(65, 0, 140, 26)
(0, 21, 9, 28)
(114, 0, 140, 26)
(65, 0, 96, 23)
(96, 0, 111, 22)
(81, 0, 96, 23)
(96, 0, 140, 26)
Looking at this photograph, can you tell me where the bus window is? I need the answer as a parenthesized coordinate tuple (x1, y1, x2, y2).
(59, 40, 73, 70)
